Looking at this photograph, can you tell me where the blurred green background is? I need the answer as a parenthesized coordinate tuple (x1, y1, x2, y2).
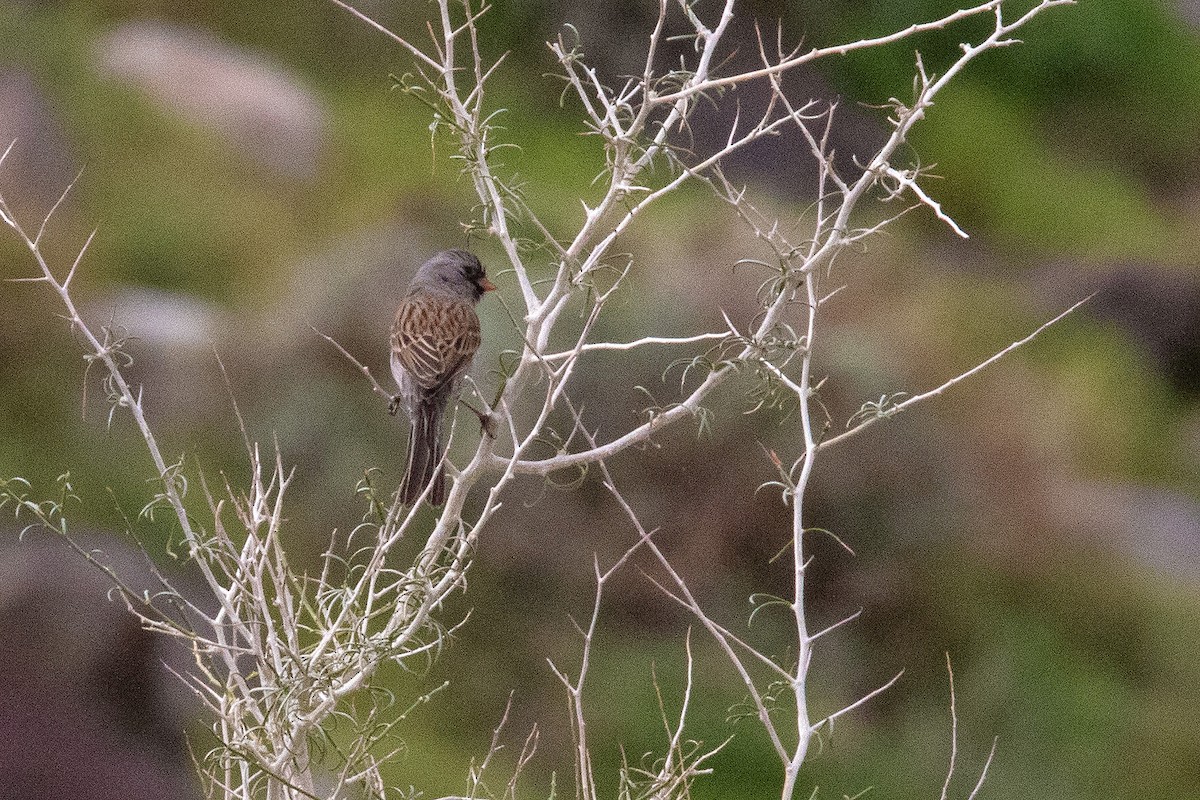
(1, 0, 1198, 798)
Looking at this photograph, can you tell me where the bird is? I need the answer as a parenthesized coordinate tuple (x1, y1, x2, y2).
(390, 249, 496, 506)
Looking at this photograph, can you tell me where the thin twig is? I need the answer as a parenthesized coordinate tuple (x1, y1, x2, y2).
(310, 324, 393, 401)
(940, 652, 958, 800)
(820, 295, 1094, 452)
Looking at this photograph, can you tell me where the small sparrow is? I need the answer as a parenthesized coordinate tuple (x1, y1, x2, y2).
(390, 249, 496, 506)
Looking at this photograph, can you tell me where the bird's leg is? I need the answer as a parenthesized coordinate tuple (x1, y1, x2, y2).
(388, 395, 403, 416)
(458, 397, 497, 438)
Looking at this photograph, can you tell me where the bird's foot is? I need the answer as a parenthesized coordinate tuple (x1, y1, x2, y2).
(479, 412, 498, 439)
(459, 398, 498, 438)
(388, 395, 403, 416)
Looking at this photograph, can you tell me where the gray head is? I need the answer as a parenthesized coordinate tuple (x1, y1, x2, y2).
(411, 249, 495, 302)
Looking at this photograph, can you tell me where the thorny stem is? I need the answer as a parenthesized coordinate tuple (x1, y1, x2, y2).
(781, 263, 821, 797)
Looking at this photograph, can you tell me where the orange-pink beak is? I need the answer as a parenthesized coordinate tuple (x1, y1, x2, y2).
(479, 277, 498, 292)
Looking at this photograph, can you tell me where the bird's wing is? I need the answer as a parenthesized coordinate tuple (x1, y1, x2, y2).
(392, 298, 481, 392)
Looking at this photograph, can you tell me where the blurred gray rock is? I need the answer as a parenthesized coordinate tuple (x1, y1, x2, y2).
(82, 286, 233, 426)
(0, 530, 201, 800)
(93, 20, 327, 179)
(98, 285, 226, 352)
(1178, 0, 1200, 27)
(1049, 480, 1200, 580)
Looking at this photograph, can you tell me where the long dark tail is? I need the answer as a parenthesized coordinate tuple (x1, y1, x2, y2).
(400, 400, 446, 506)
